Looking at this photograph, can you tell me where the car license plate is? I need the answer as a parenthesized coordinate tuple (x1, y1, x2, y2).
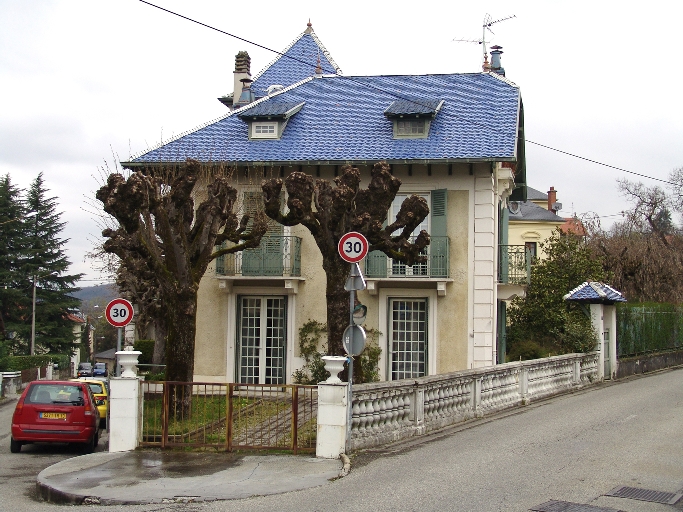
(40, 412, 67, 420)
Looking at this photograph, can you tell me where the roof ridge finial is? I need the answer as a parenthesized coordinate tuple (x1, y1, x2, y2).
(482, 52, 491, 72)
(305, 19, 313, 34)
(315, 52, 322, 77)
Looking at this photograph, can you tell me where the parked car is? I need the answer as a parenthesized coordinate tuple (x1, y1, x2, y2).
(10, 380, 100, 453)
(72, 378, 108, 428)
(77, 362, 93, 377)
(93, 362, 108, 377)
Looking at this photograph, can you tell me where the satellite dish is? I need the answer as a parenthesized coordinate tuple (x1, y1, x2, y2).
(508, 201, 520, 214)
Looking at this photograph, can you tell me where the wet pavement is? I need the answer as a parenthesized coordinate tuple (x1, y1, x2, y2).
(37, 450, 343, 505)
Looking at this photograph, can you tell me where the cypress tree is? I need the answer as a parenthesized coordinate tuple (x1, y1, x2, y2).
(21, 173, 82, 355)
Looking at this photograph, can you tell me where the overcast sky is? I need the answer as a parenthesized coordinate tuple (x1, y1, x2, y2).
(1, 1, 681, 285)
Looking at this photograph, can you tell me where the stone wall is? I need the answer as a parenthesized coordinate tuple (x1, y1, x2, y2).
(616, 350, 683, 379)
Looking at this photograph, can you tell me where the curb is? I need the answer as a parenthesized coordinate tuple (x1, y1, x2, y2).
(0, 397, 17, 410)
(339, 453, 351, 477)
(37, 452, 129, 505)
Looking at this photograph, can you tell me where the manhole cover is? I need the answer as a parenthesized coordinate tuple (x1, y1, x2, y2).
(605, 486, 683, 505)
(530, 500, 624, 512)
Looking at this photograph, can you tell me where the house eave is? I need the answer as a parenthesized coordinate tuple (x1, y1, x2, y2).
(122, 156, 517, 169)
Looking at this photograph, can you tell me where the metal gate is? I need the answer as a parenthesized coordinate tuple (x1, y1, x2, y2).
(140, 381, 317, 453)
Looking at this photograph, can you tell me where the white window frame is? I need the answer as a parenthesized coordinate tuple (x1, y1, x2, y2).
(226, 286, 297, 384)
(251, 121, 279, 139)
(378, 288, 437, 381)
(393, 119, 431, 139)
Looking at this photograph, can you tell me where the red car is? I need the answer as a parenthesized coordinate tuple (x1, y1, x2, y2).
(10, 380, 100, 453)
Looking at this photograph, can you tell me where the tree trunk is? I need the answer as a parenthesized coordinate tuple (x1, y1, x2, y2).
(324, 259, 364, 382)
(151, 318, 166, 367)
(162, 286, 197, 418)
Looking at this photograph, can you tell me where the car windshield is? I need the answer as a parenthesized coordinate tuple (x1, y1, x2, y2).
(78, 363, 91, 369)
(27, 384, 84, 405)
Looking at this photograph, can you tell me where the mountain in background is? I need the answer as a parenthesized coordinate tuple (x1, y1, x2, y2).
(72, 283, 118, 305)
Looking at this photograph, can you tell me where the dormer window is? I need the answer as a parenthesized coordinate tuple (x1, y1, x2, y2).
(396, 120, 427, 137)
(238, 100, 305, 141)
(252, 122, 278, 139)
(384, 98, 444, 139)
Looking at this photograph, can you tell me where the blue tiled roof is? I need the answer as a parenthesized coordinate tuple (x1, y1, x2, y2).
(251, 31, 340, 97)
(132, 72, 520, 164)
(384, 98, 444, 117)
(563, 282, 627, 303)
(238, 101, 305, 119)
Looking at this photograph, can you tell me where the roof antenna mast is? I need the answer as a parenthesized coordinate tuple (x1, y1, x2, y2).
(453, 13, 516, 67)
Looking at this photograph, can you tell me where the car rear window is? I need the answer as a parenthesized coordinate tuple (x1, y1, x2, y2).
(27, 384, 85, 405)
(87, 383, 104, 394)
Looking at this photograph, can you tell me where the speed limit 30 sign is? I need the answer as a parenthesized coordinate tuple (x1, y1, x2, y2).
(105, 298, 134, 328)
(338, 232, 369, 263)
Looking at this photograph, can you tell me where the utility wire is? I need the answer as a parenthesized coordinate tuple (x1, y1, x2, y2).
(139, 0, 675, 187)
(526, 141, 674, 186)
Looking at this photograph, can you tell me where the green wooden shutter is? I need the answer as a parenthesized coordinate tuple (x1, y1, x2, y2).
(241, 192, 284, 276)
(430, 189, 447, 277)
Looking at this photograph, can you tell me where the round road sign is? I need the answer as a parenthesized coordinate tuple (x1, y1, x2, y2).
(338, 232, 369, 263)
(105, 298, 134, 328)
(342, 325, 367, 356)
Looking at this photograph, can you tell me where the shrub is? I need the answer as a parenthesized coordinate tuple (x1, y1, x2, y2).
(507, 340, 547, 362)
(0, 354, 70, 371)
(134, 339, 155, 365)
(292, 320, 329, 385)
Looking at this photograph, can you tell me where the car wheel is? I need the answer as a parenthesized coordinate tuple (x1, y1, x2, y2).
(82, 433, 96, 454)
(10, 437, 22, 453)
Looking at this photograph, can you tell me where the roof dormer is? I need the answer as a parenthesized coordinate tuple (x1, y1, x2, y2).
(384, 98, 444, 139)
(238, 101, 305, 140)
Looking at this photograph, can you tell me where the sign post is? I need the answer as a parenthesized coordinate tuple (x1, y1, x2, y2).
(105, 298, 134, 377)
(338, 232, 369, 452)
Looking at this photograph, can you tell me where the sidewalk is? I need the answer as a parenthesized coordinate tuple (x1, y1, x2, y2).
(37, 450, 344, 505)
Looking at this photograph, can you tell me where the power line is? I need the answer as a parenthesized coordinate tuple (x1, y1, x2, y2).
(526, 141, 675, 186)
(138, 0, 675, 187)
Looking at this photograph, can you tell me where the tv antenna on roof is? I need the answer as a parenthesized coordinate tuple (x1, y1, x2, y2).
(453, 13, 516, 63)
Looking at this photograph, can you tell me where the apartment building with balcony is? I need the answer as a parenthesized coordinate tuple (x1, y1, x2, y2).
(124, 23, 527, 383)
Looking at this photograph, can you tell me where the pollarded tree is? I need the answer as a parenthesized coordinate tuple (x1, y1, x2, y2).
(22, 174, 82, 355)
(262, 162, 429, 379)
(96, 159, 268, 383)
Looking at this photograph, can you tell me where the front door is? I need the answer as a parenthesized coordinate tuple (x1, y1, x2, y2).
(237, 296, 287, 384)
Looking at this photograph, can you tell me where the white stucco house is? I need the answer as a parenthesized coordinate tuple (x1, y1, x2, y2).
(123, 23, 528, 383)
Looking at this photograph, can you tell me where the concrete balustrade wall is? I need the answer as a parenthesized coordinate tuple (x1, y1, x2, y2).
(348, 352, 599, 451)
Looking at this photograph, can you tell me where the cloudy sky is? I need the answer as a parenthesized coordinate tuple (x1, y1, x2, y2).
(1, 1, 681, 285)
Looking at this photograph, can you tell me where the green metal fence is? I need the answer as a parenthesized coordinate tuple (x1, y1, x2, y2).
(617, 303, 683, 357)
(215, 236, 302, 277)
(365, 236, 449, 278)
(498, 245, 531, 285)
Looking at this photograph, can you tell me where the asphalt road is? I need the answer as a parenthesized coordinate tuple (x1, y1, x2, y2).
(1, 368, 682, 512)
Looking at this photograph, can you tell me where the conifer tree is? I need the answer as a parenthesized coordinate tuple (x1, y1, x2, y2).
(0, 175, 30, 354)
(20, 173, 82, 355)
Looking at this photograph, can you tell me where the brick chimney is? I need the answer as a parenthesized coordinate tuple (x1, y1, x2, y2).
(233, 51, 251, 108)
(547, 186, 560, 213)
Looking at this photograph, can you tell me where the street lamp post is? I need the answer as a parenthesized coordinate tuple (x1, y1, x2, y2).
(30, 275, 36, 356)
(30, 271, 56, 355)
